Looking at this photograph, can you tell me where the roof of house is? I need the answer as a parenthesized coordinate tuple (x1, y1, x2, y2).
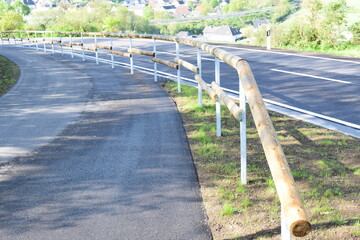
(176, 5, 190, 16)
(253, 19, 270, 28)
(203, 25, 241, 36)
(177, 31, 190, 38)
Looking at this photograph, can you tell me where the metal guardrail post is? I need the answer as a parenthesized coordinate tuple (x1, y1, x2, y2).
(197, 48, 202, 107)
(95, 34, 98, 64)
(129, 38, 134, 74)
(43, 32, 46, 52)
(70, 34, 74, 58)
(111, 37, 114, 68)
(20, 32, 23, 47)
(35, 32, 38, 51)
(176, 41, 181, 92)
(282, 209, 292, 240)
(153, 38, 157, 82)
(60, 34, 63, 55)
(240, 71, 247, 184)
(81, 33, 85, 61)
(215, 57, 221, 137)
(51, 32, 54, 53)
(27, 32, 30, 48)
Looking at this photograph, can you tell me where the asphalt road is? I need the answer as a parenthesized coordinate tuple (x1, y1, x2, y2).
(0, 48, 211, 239)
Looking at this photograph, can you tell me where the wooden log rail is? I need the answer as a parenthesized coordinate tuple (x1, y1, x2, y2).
(128, 48, 155, 57)
(1, 30, 312, 237)
(82, 46, 97, 52)
(71, 42, 84, 46)
(110, 50, 132, 58)
(211, 82, 242, 121)
(95, 44, 112, 50)
(174, 58, 199, 73)
(194, 74, 217, 101)
(60, 43, 72, 48)
(151, 57, 178, 70)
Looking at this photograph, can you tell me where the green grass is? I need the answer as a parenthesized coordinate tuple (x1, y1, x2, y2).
(221, 202, 236, 216)
(0, 55, 20, 96)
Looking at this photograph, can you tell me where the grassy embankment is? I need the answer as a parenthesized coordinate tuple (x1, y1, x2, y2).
(162, 81, 360, 240)
(0, 55, 20, 96)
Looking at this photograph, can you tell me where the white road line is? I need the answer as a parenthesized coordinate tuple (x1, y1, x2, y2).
(220, 46, 360, 64)
(270, 68, 352, 84)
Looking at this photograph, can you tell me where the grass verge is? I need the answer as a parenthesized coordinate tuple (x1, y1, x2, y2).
(161, 81, 360, 240)
(0, 55, 20, 96)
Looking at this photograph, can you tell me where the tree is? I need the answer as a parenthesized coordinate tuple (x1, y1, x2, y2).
(0, 2, 11, 15)
(0, 11, 24, 31)
(12, 1, 31, 16)
(143, 5, 154, 20)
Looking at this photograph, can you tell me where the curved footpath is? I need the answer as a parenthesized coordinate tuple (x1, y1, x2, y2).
(0, 47, 212, 239)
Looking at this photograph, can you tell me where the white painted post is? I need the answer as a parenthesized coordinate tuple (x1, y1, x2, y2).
(129, 38, 134, 74)
(51, 32, 54, 54)
(70, 34, 74, 58)
(81, 33, 85, 61)
(267, 24, 271, 50)
(111, 37, 114, 69)
(281, 209, 292, 240)
(215, 58, 221, 137)
(95, 35, 98, 64)
(35, 32, 38, 51)
(43, 32, 46, 52)
(27, 33, 30, 48)
(1, 33, 3, 45)
(20, 32, 23, 47)
(197, 48, 202, 107)
(239, 73, 247, 184)
(60, 34, 63, 55)
(176, 41, 181, 92)
(153, 38, 157, 82)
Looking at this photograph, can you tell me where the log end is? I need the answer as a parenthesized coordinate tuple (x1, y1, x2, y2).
(290, 220, 311, 237)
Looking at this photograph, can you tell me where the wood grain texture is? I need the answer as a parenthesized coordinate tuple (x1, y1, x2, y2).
(236, 60, 311, 237)
(211, 82, 242, 121)
(128, 48, 155, 57)
(151, 57, 178, 69)
(174, 58, 199, 73)
(110, 51, 132, 58)
(194, 74, 217, 101)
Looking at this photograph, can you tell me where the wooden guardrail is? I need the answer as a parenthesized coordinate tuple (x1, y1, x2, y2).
(1, 30, 312, 237)
(151, 57, 178, 70)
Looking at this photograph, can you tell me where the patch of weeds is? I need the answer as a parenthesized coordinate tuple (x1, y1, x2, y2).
(0, 55, 20, 95)
(221, 202, 236, 216)
(266, 178, 276, 191)
(323, 188, 343, 198)
(240, 200, 253, 207)
(208, 162, 238, 176)
(312, 205, 333, 214)
(351, 221, 360, 237)
(292, 170, 309, 179)
(219, 188, 237, 201)
(235, 184, 246, 194)
(317, 139, 335, 145)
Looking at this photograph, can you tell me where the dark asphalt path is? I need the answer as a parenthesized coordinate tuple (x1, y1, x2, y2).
(0, 48, 211, 239)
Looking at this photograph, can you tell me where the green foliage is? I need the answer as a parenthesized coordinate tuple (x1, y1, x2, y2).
(12, 1, 30, 16)
(0, 55, 20, 96)
(143, 5, 154, 20)
(0, 11, 24, 31)
(350, 21, 360, 43)
(220, 202, 236, 216)
(25, 4, 160, 34)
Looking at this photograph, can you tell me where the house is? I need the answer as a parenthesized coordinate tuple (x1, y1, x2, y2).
(175, 5, 190, 17)
(203, 25, 242, 42)
(177, 31, 190, 38)
(253, 19, 270, 29)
